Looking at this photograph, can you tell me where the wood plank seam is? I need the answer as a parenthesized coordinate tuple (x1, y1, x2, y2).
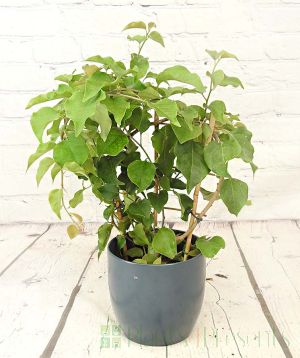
(40, 246, 97, 358)
(230, 223, 293, 358)
(0, 224, 51, 278)
(207, 281, 243, 357)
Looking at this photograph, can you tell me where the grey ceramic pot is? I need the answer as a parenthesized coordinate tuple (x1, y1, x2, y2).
(107, 232, 206, 346)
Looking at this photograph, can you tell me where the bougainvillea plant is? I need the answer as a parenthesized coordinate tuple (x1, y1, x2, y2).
(27, 21, 256, 264)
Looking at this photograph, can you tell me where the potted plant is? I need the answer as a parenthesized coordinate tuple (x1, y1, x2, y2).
(26, 21, 256, 346)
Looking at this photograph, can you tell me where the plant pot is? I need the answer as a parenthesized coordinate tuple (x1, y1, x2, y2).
(107, 232, 206, 346)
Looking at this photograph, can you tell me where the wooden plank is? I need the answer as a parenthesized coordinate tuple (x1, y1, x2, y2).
(167, 222, 284, 358)
(0, 223, 97, 358)
(0, 223, 49, 276)
(52, 222, 284, 358)
(232, 220, 300, 357)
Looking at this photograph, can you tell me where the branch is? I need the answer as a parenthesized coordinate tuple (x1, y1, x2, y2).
(153, 112, 159, 228)
(176, 176, 224, 244)
(183, 184, 201, 260)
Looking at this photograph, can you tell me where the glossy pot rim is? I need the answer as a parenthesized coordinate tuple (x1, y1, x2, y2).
(107, 231, 204, 268)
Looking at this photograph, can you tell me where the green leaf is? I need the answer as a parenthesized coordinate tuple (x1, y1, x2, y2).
(130, 54, 149, 79)
(126, 247, 144, 258)
(250, 161, 258, 175)
(92, 103, 112, 141)
(204, 138, 241, 177)
(153, 256, 162, 265)
(170, 178, 186, 190)
(97, 128, 129, 156)
(103, 204, 114, 220)
(64, 89, 97, 136)
(196, 235, 225, 258)
(175, 192, 193, 221)
(157, 65, 206, 93)
(26, 84, 71, 109)
(208, 100, 226, 123)
(31, 107, 60, 143)
(69, 189, 84, 208)
(148, 22, 156, 30)
(148, 190, 168, 213)
(123, 21, 147, 31)
(55, 74, 73, 83)
(139, 87, 161, 100)
(127, 160, 156, 191)
(36, 157, 54, 186)
(98, 183, 119, 203)
(149, 31, 165, 47)
(127, 35, 146, 43)
(231, 127, 254, 163)
(48, 189, 63, 219)
(133, 259, 147, 264)
(96, 156, 122, 185)
(160, 176, 170, 190)
(205, 49, 219, 60)
(209, 69, 225, 88)
(171, 116, 202, 144)
(150, 98, 179, 126)
(206, 49, 238, 61)
(143, 253, 158, 264)
(151, 125, 177, 176)
(200, 187, 216, 201)
(152, 228, 177, 259)
(208, 69, 243, 90)
(64, 162, 87, 177)
(98, 223, 113, 256)
(220, 178, 248, 216)
(127, 199, 152, 227)
(128, 108, 151, 133)
(175, 141, 209, 193)
(51, 163, 61, 181)
(103, 97, 130, 125)
(27, 141, 55, 169)
(220, 74, 244, 89)
(117, 234, 126, 249)
(53, 134, 89, 166)
(83, 71, 112, 102)
(67, 224, 80, 239)
(129, 223, 149, 246)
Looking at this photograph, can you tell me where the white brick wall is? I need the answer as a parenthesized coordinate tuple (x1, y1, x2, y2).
(1, 0, 300, 223)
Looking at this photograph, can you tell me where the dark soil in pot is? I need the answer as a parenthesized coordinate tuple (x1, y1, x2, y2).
(107, 230, 206, 346)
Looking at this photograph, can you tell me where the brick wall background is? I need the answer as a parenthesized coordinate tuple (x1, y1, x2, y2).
(0, 0, 300, 223)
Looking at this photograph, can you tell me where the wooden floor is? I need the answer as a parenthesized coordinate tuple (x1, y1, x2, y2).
(0, 221, 299, 358)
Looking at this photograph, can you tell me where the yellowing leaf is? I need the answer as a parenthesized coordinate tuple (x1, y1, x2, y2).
(48, 189, 63, 219)
(67, 224, 79, 239)
(123, 21, 147, 31)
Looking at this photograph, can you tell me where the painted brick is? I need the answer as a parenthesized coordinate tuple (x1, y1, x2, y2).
(0, 1, 299, 222)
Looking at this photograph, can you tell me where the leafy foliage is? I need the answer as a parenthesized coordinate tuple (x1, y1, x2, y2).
(27, 21, 256, 264)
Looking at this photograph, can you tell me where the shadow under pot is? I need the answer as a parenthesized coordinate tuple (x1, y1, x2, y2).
(107, 231, 206, 346)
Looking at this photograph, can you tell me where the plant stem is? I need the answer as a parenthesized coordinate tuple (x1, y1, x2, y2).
(182, 105, 217, 260)
(176, 176, 224, 244)
(115, 198, 128, 258)
(183, 184, 201, 261)
(125, 129, 152, 162)
(153, 112, 159, 228)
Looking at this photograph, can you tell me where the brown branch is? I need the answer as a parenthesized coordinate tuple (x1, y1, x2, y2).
(182, 114, 217, 260)
(176, 176, 224, 244)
